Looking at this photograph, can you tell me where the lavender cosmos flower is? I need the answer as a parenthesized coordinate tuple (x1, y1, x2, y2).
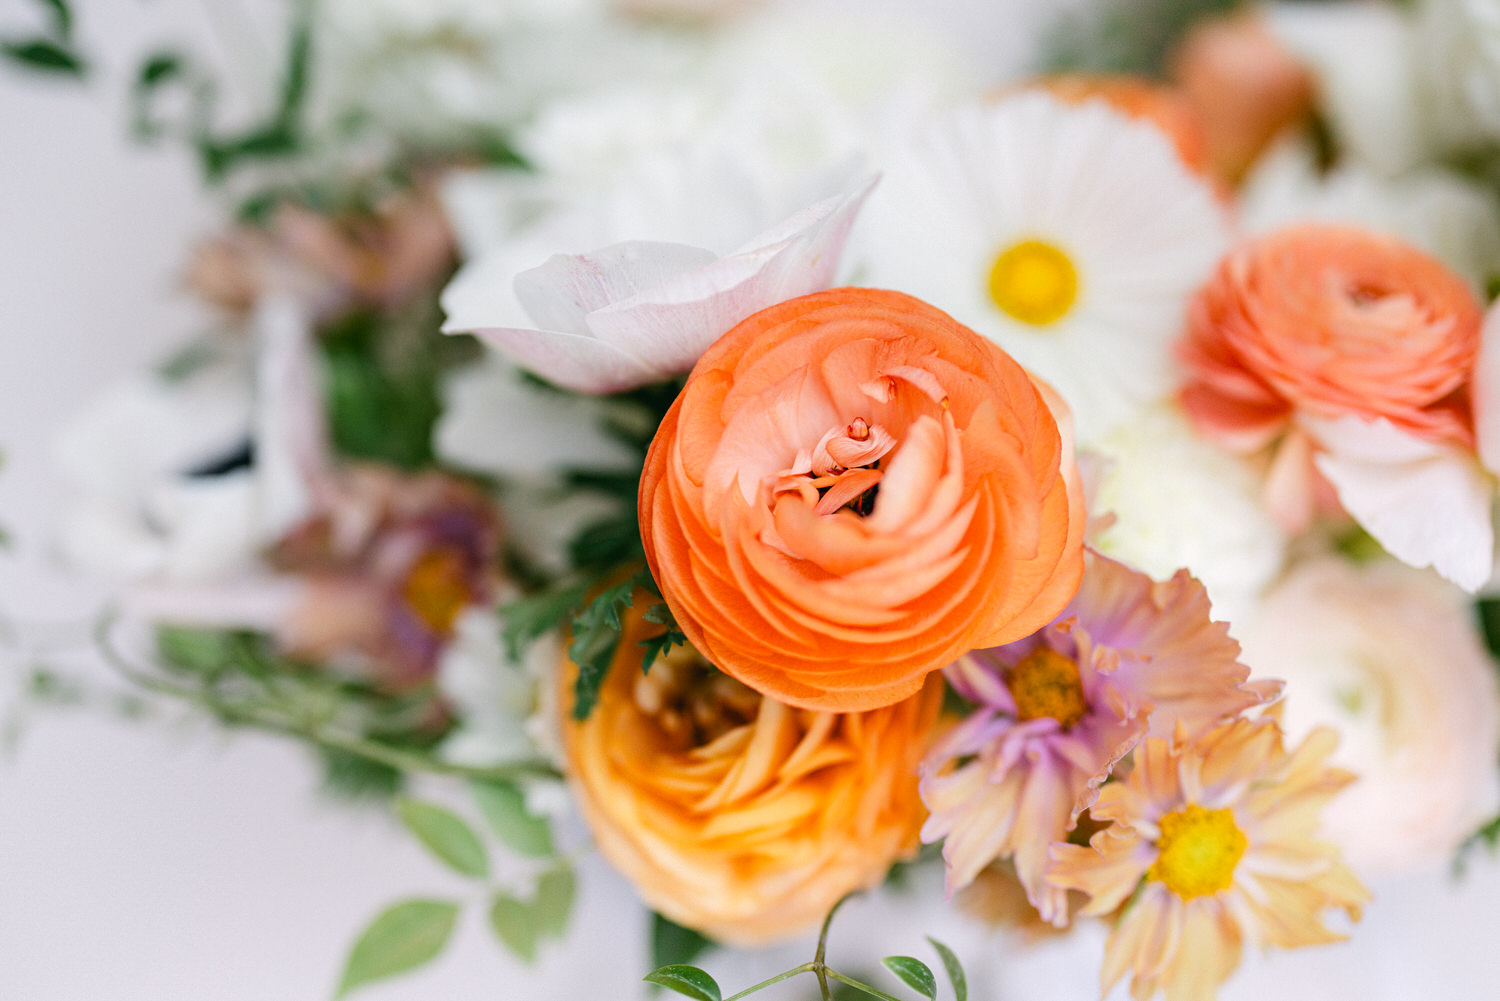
(919, 550, 1280, 926)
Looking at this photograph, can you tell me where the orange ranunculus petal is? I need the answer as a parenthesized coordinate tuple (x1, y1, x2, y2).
(640, 288, 1086, 712)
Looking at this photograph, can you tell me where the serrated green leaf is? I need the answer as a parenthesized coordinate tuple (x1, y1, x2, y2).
(2, 38, 84, 74)
(652, 912, 715, 971)
(489, 893, 537, 963)
(569, 579, 637, 720)
(396, 799, 489, 879)
(926, 938, 966, 1001)
(471, 780, 554, 857)
(883, 956, 937, 1000)
(643, 965, 722, 1001)
(500, 582, 588, 662)
(533, 866, 575, 939)
(336, 899, 458, 998)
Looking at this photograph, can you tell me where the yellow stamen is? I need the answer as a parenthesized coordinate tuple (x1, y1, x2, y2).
(987, 239, 1079, 326)
(1148, 804, 1247, 900)
(1008, 647, 1087, 729)
(402, 547, 472, 635)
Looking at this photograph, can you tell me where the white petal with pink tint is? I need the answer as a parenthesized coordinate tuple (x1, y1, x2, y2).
(1308, 415, 1495, 591)
(442, 178, 876, 394)
(1472, 300, 1500, 476)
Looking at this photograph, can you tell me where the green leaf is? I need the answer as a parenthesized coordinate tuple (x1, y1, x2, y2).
(642, 965, 722, 1001)
(471, 780, 554, 857)
(2, 37, 84, 74)
(882, 957, 937, 1000)
(156, 626, 234, 674)
(533, 866, 576, 939)
(1477, 598, 1500, 661)
(35, 0, 73, 37)
(926, 939, 967, 1001)
(569, 578, 637, 721)
(336, 899, 458, 998)
(500, 582, 588, 662)
(639, 630, 686, 673)
(488, 893, 537, 963)
(396, 799, 489, 878)
(652, 912, 715, 971)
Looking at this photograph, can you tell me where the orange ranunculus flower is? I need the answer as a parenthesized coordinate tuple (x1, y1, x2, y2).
(1180, 224, 1483, 454)
(559, 606, 943, 945)
(639, 287, 1086, 713)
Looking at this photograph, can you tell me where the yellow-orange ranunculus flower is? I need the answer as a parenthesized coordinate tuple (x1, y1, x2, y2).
(559, 605, 943, 945)
(639, 288, 1086, 712)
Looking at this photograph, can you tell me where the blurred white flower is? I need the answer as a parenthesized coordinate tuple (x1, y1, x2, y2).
(1414, 0, 1500, 153)
(1240, 139, 1500, 292)
(1085, 405, 1287, 626)
(436, 607, 549, 767)
(1238, 557, 1500, 876)
(1267, 0, 1426, 176)
(55, 297, 323, 584)
(858, 92, 1230, 445)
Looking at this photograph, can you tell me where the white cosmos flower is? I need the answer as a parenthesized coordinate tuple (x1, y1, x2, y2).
(1238, 557, 1500, 875)
(441, 161, 875, 393)
(858, 92, 1231, 445)
(1085, 405, 1287, 626)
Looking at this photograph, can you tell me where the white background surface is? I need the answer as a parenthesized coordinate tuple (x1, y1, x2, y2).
(2, 2, 1499, 999)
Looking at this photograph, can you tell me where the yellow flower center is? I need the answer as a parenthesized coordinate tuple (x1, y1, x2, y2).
(1148, 804, 1247, 900)
(402, 547, 472, 635)
(1007, 647, 1087, 729)
(987, 239, 1079, 326)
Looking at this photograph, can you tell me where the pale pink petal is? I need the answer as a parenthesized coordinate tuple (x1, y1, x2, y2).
(513, 241, 718, 331)
(1309, 415, 1494, 591)
(468, 325, 659, 394)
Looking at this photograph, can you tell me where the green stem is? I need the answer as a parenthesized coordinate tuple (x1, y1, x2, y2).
(95, 613, 562, 784)
(825, 970, 906, 1001)
(722, 962, 816, 1001)
(813, 893, 854, 1000)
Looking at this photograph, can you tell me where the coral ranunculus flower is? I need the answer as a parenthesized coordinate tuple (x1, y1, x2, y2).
(559, 605, 943, 945)
(1179, 224, 1493, 588)
(1049, 715, 1369, 1001)
(1180, 224, 1482, 452)
(639, 287, 1087, 712)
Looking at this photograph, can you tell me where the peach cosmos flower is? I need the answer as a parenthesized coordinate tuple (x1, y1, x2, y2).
(1049, 715, 1369, 1001)
(559, 605, 942, 945)
(919, 551, 1279, 926)
(639, 287, 1086, 713)
(1179, 223, 1493, 588)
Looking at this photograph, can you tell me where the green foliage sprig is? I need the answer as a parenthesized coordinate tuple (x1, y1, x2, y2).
(2, 0, 85, 77)
(337, 780, 576, 996)
(645, 895, 968, 1001)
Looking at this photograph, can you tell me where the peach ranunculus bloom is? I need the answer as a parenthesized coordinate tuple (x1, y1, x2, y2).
(1049, 715, 1369, 1001)
(1168, 10, 1315, 185)
(558, 604, 943, 945)
(1178, 223, 1493, 588)
(639, 287, 1087, 713)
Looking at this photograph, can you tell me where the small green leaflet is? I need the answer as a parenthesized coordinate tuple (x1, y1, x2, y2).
(882, 957, 937, 1000)
(533, 866, 576, 939)
(643, 965, 722, 1001)
(640, 602, 686, 673)
(396, 799, 489, 879)
(652, 911, 715, 971)
(336, 899, 458, 998)
(569, 578, 637, 720)
(926, 938, 967, 1001)
(471, 780, 554, 858)
(489, 893, 537, 963)
(500, 582, 588, 662)
(1, 38, 83, 74)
